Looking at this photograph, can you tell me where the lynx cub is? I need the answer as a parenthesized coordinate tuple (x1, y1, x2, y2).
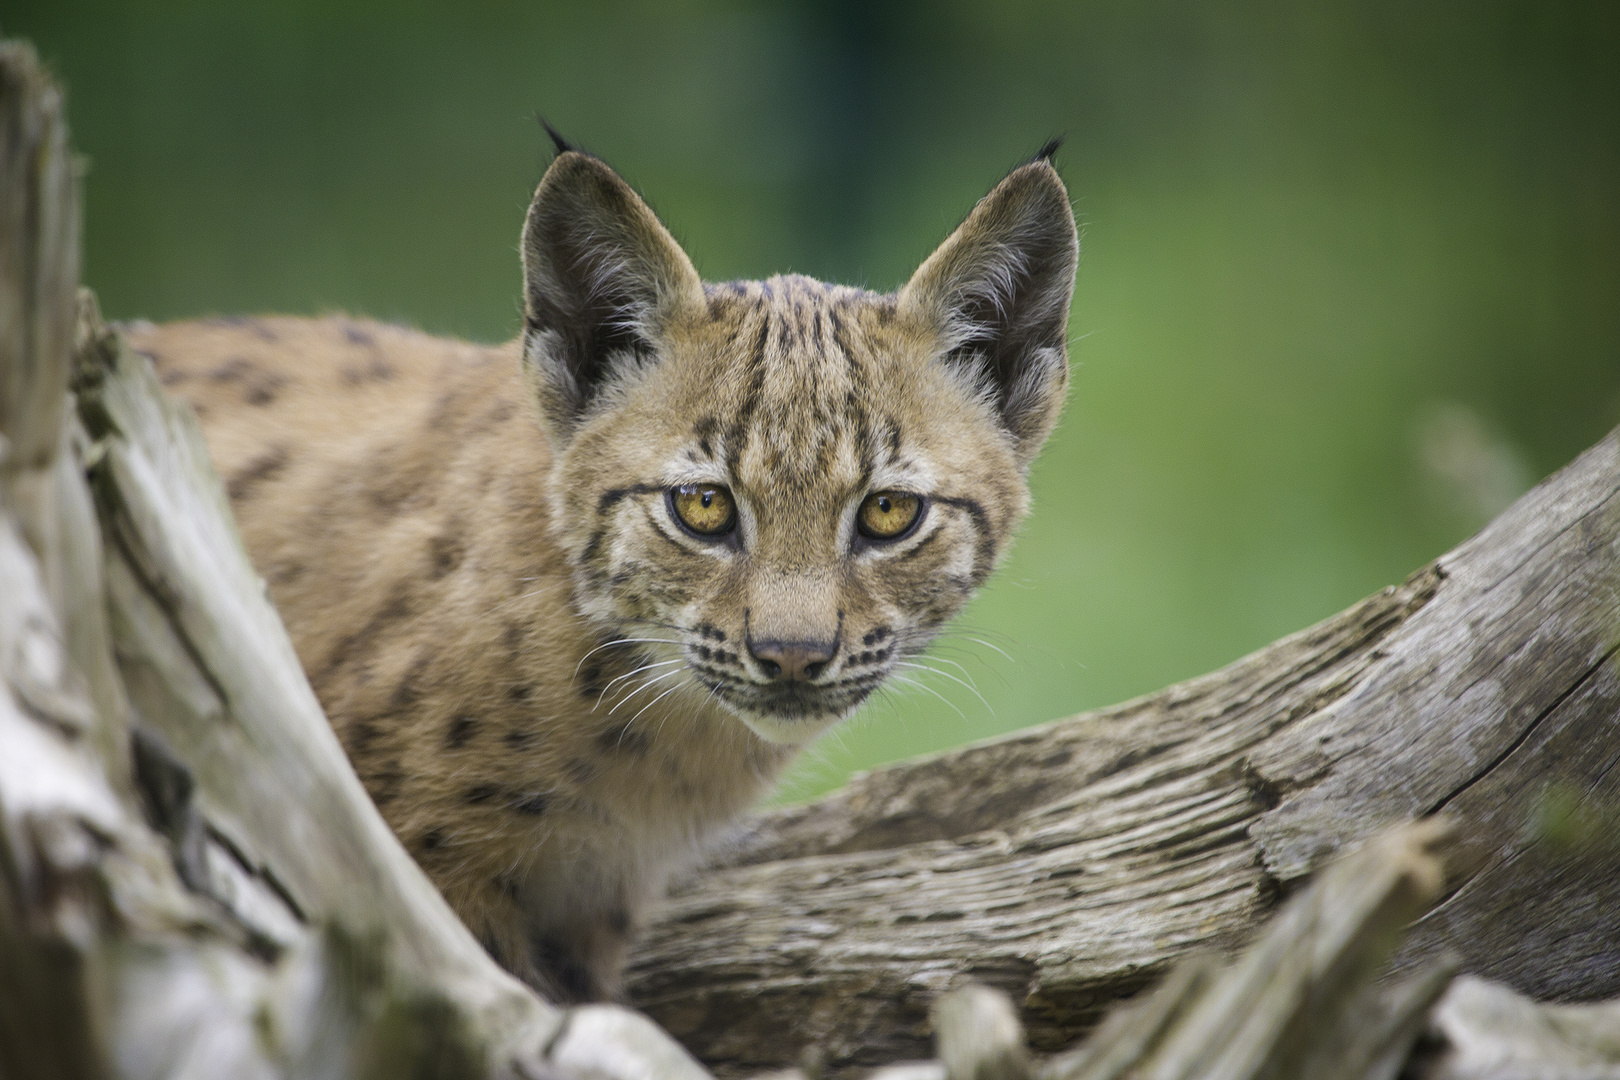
(130, 138, 1078, 1002)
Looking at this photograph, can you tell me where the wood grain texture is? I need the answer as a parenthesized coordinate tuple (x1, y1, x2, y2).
(1042, 818, 1457, 1080)
(626, 431, 1620, 1076)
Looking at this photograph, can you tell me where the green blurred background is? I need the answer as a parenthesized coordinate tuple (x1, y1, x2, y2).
(8, 1, 1619, 799)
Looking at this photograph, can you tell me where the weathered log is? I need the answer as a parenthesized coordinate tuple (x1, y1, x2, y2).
(862, 819, 1620, 1080)
(0, 39, 710, 1080)
(1038, 818, 1457, 1080)
(625, 422, 1619, 1071)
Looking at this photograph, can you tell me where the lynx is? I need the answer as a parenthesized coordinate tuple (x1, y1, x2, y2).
(129, 136, 1079, 1002)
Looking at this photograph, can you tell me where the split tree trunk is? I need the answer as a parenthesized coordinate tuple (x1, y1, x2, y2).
(4, 38, 1620, 1080)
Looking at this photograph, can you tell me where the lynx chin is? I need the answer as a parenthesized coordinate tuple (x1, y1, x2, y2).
(130, 134, 1079, 1003)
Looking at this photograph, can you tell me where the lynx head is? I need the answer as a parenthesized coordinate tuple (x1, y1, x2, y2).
(521, 144, 1077, 745)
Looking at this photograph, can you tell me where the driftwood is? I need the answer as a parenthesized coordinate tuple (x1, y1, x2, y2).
(4, 38, 1620, 1079)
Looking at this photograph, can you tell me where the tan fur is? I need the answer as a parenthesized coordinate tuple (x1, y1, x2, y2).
(127, 148, 1077, 1002)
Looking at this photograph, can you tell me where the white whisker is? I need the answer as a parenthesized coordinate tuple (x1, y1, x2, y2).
(607, 667, 686, 716)
(957, 635, 1016, 662)
(894, 661, 994, 715)
(571, 638, 685, 681)
(631, 679, 689, 727)
(913, 653, 979, 689)
(592, 659, 685, 710)
(888, 674, 967, 722)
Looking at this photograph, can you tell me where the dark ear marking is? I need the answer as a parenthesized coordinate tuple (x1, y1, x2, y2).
(1031, 137, 1063, 165)
(520, 152, 704, 442)
(898, 157, 1079, 466)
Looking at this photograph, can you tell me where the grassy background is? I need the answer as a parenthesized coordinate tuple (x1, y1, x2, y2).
(8, 0, 1618, 799)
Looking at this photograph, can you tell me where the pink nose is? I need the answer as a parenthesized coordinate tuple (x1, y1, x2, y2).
(748, 640, 835, 682)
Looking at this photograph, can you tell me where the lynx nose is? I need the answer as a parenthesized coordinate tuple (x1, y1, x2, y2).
(748, 639, 835, 682)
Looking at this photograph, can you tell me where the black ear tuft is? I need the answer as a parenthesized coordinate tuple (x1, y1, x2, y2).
(1031, 137, 1063, 165)
(538, 117, 576, 157)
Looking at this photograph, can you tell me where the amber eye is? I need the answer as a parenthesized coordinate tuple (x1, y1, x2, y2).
(670, 484, 737, 537)
(857, 491, 923, 541)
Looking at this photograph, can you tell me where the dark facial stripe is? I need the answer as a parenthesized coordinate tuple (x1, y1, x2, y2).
(933, 494, 998, 583)
(643, 506, 702, 556)
(826, 310, 877, 487)
(883, 418, 903, 459)
(894, 526, 945, 563)
(693, 415, 720, 458)
(587, 484, 665, 579)
(582, 527, 606, 564)
(724, 313, 771, 477)
(596, 483, 662, 516)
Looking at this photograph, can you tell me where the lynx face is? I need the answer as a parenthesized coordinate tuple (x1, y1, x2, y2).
(522, 149, 1077, 745)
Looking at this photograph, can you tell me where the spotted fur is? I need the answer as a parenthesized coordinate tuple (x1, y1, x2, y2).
(129, 146, 1078, 1003)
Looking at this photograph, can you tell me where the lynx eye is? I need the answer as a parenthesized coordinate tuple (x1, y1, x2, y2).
(670, 483, 737, 537)
(857, 491, 923, 541)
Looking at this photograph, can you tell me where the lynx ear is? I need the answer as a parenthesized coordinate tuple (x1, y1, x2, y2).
(521, 151, 704, 441)
(899, 155, 1078, 466)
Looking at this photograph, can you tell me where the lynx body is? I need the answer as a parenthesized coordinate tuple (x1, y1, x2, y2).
(130, 145, 1078, 1001)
